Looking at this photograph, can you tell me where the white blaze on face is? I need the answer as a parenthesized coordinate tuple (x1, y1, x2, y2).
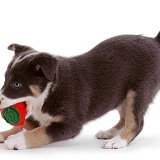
(11, 51, 39, 69)
(0, 51, 38, 109)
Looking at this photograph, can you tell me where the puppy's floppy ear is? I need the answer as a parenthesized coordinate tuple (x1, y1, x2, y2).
(8, 43, 33, 55)
(30, 53, 58, 82)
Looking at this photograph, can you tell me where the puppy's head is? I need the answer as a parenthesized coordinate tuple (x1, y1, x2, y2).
(0, 44, 58, 111)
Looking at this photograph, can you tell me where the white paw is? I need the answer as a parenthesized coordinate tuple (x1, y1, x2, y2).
(4, 129, 27, 150)
(102, 135, 128, 149)
(95, 128, 118, 139)
(0, 134, 5, 142)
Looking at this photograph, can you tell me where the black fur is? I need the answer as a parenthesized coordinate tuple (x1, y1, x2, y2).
(2, 33, 160, 147)
(43, 34, 160, 142)
(8, 43, 33, 55)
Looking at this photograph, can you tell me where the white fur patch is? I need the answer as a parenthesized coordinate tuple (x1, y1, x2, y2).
(11, 51, 39, 69)
(102, 135, 128, 149)
(31, 82, 56, 126)
(4, 129, 27, 150)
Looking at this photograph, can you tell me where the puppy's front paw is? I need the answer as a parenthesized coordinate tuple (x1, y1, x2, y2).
(4, 129, 27, 150)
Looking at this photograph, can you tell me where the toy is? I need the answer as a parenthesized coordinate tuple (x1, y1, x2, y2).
(0, 102, 26, 127)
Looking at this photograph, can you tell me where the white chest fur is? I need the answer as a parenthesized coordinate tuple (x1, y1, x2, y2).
(28, 82, 52, 126)
(30, 83, 63, 126)
(32, 107, 55, 126)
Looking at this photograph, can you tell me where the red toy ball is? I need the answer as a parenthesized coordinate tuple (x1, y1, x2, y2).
(0, 102, 26, 127)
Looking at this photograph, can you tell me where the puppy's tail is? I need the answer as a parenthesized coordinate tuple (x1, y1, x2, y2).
(155, 31, 160, 42)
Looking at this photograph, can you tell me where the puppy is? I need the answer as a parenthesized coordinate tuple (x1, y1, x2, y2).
(0, 32, 160, 150)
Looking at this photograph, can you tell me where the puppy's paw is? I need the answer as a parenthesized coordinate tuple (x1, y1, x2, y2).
(4, 129, 27, 150)
(102, 135, 128, 149)
(96, 130, 113, 139)
(95, 128, 118, 139)
(0, 134, 5, 143)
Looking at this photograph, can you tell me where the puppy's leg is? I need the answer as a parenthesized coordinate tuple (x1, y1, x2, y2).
(4, 122, 82, 150)
(103, 89, 148, 149)
(96, 102, 125, 139)
(0, 115, 39, 142)
(24, 115, 40, 130)
(0, 126, 23, 143)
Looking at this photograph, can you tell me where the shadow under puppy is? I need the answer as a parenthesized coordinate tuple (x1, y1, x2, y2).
(0, 32, 160, 149)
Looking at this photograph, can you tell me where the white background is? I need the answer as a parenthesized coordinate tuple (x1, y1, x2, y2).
(0, 0, 160, 159)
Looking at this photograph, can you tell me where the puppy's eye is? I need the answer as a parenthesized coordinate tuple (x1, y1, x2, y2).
(12, 81, 22, 89)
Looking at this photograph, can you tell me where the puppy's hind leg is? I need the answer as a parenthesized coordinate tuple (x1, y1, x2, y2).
(103, 88, 153, 149)
(96, 102, 125, 139)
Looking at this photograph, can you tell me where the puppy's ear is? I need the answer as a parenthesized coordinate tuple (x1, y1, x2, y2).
(30, 53, 58, 82)
(8, 43, 32, 55)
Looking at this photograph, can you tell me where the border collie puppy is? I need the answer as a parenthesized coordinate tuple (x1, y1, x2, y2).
(0, 33, 160, 150)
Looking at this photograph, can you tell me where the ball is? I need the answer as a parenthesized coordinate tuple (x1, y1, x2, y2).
(0, 102, 26, 127)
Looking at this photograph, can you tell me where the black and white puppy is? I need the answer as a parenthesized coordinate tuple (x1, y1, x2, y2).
(0, 32, 160, 150)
